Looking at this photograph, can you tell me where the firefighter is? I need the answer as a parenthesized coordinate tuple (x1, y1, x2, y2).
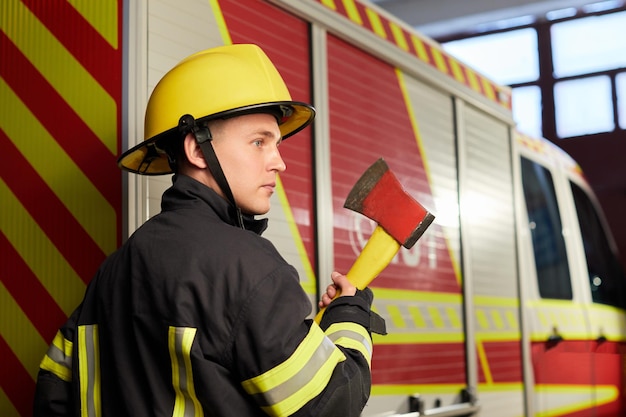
(33, 44, 384, 417)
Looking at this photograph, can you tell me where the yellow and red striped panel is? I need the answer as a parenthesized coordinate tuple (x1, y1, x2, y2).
(0, 1, 122, 415)
(315, 0, 512, 110)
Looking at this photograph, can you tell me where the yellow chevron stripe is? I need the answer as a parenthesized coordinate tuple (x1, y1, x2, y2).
(490, 309, 505, 330)
(446, 307, 462, 329)
(476, 309, 489, 330)
(476, 340, 493, 384)
(0, 387, 19, 416)
(475, 294, 518, 308)
(535, 384, 618, 417)
(372, 383, 465, 396)
(481, 77, 496, 100)
(375, 287, 462, 303)
(505, 311, 518, 329)
(389, 22, 408, 52)
(373, 382, 524, 397)
(208, 0, 232, 45)
(0, 0, 117, 154)
(448, 57, 466, 84)
(430, 47, 449, 75)
(320, 0, 337, 10)
(342, 0, 363, 25)
(374, 331, 463, 345)
(275, 176, 316, 295)
(428, 306, 445, 328)
(366, 7, 386, 39)
(386, 304, 405, 328)
(1, 79, 116, 255)
(408, 305, 426, 328)
(0, 282, 48, 379)
(465, 67, 482, 93)
(67, 0, 118, 48)
(410, 35, 430, 63)
(0, 179, 86, 315)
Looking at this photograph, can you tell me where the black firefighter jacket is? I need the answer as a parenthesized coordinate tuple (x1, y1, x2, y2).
(34, 174, 380, 417)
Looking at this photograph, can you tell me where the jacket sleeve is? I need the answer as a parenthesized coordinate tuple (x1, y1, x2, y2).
(33, 308, 80, 417)
(229, 265, 383, 417)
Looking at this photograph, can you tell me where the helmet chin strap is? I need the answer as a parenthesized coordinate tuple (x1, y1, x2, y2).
(179, 114, 245, 229)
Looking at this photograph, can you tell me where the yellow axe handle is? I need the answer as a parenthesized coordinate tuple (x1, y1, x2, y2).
(314, 226, 401, 324)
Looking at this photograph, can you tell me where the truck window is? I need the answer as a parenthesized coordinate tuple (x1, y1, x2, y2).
(520, 157, 573, 300)
(570, 182, 626, 309)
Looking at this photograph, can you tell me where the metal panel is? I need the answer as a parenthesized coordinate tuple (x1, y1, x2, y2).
(462, 105, 516, 299)
(141, 0, 225, 221)
(404, 76, 460, 270)
(458, 102, 524, 416)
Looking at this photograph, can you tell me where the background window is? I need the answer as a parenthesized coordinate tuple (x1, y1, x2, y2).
(552, 11, 626, 78)
(512, 85, 542, 137)
(554, 76, 613, 137)
(443, 28, 539, 85)
(521, 157, 572, 300)
(571, 182, 626, 308)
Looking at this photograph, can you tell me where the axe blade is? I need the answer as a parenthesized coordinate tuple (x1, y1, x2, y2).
(344, 158, 435, 249)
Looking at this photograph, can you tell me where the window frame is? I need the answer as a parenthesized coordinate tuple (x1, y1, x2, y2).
(438, 5, 626, 141)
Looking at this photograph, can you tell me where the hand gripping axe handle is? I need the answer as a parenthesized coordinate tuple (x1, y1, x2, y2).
(315, 158, 435, 323)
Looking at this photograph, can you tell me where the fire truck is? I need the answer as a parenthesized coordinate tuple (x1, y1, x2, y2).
(2, 0, 625, 416)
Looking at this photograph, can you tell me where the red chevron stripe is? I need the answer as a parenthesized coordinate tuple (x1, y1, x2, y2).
(378, 10, 397, 41)
(0, 32, 121, 209)
(329, 0, 350, 20)
(0, 130, 106, 283)
(21, 0, 122, 99)
(0, 233, 68, 341)
(0, 336, 35, 417)
(459, 62, 487, 96)
(354, 2, 376, 33)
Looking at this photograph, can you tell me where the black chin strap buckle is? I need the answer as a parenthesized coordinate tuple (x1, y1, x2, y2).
(178, 114, 212, 144)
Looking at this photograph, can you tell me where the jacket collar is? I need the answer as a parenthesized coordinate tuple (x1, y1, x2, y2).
(162, 174, 268, 235)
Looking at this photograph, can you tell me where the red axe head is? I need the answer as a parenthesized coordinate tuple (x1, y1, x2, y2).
(344, 158, 435, 249)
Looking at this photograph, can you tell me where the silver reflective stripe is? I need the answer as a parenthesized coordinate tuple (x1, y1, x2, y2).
(46, 340, 72, 370)
(78, 324, 101, 417)
(327, 329, 373, 358)
(169, 327, 203, 417)
(40, 330, 73, 381)
(241, 323, 347, 416)
(251, 336, 338, 407)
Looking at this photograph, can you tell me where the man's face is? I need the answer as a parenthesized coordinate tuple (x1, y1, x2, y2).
(210, 112, 286, 215)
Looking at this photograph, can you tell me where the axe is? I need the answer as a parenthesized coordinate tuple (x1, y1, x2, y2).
(315, 158, 435, 323)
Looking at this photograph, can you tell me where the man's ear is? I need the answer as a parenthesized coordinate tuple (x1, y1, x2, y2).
(183, 133, 208, 169)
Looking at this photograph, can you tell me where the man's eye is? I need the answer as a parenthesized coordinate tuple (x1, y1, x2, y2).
(253, 140, 263, 147)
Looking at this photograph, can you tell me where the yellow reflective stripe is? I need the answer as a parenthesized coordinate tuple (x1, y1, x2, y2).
(242, 324, 346, 417)
(78, 325, 101, 417)
(168, 327, 203, 417)
(325, 323, 372, 368)
(40, 330, 73, 381)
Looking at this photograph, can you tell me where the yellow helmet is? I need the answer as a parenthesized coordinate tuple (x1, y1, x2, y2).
(117, 44, 315, 175)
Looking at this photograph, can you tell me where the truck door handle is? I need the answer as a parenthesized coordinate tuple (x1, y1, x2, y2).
(547, 327, 563, 346)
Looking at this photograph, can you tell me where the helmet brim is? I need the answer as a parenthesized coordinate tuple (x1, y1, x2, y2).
(117, 101, 315, 175)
